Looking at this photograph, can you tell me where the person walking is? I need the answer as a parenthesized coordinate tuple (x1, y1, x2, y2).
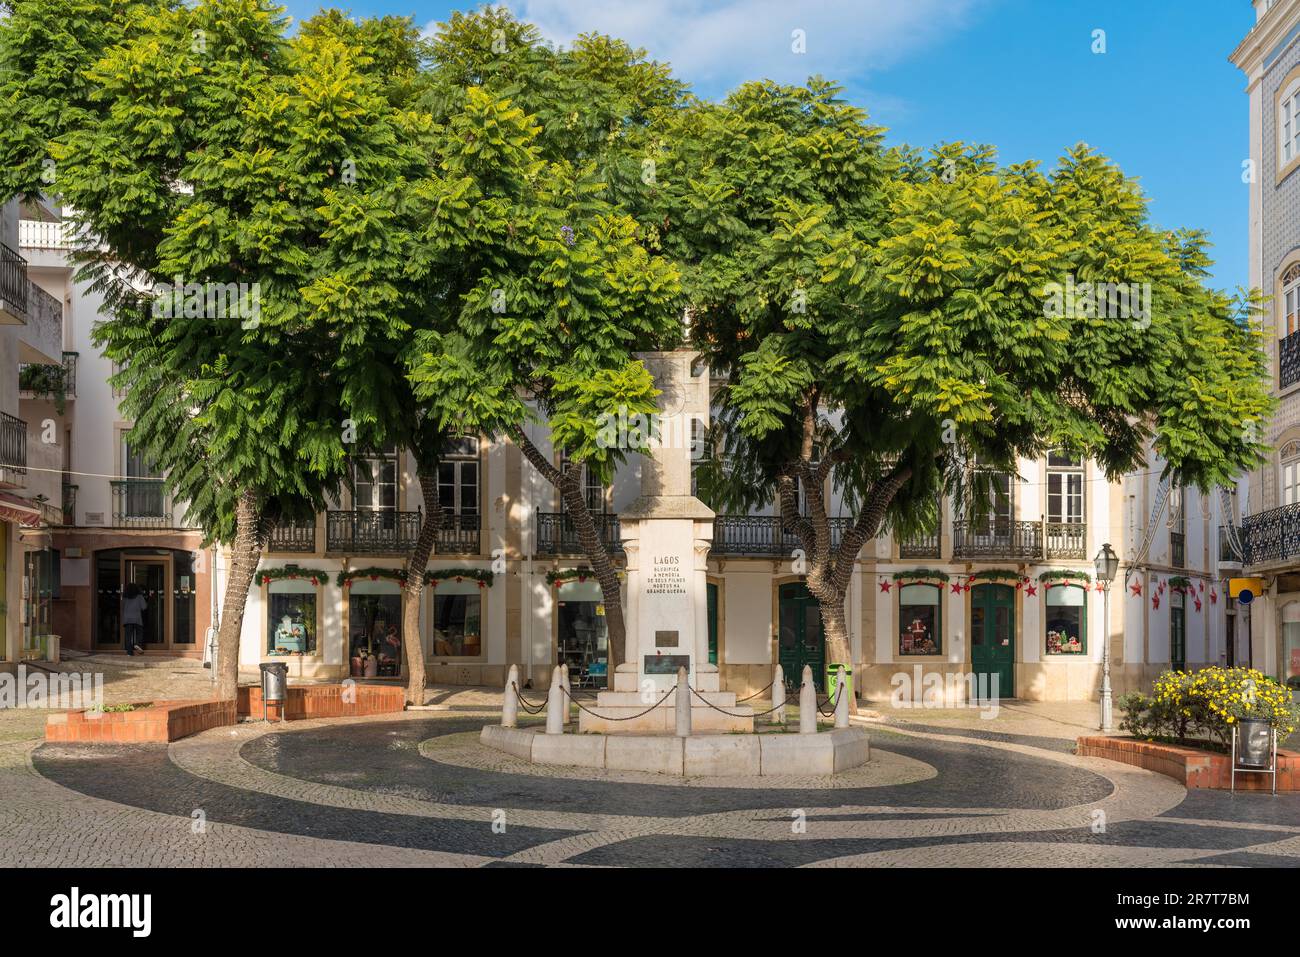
(122, 582, 148, 656)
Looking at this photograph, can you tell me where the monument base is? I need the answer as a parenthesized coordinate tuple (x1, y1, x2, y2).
(577, 689, 753, 734)
(480, 725, 871, 777)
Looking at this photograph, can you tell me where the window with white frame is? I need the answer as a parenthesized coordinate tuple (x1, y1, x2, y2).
(1282, 442, 1300, 506)
(353, 447, 398, 518)
(1046, 452, 1085, 524)
(1283, 263, 1300, 338)
(1283, 78, 1300, 168)
(560, 450, 606, 512)
(438, 435, 479, 518)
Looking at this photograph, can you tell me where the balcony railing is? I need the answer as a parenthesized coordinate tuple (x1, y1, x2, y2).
(18, 352, 77, 402)
(18, 219, 73, 250)
(952, 520, 1042, 560)
(536, 511, 624, 555)
(1170, 531, 1186, 568)
(326, 509, 421, 554)
(1045, 521, 1087, 560)
(1283, 330, 1300, 390)
(0, 411, 27, 474)
(898, 528, 941, 559)
(1240, 503, 1300, 566)
(437, 511, 481, 555)
(710, 514, 853, 557)
(0, 242, 28, 319)
(268, 520, 316, 553)
(110, 478, 170, 528)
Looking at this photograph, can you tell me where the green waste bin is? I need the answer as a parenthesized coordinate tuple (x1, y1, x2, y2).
(825, 663, 853, 703)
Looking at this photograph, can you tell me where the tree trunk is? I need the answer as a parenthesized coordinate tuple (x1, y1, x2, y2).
(804, 571, 853, 709)
(215, 489, 263, 702)
(557, 468, 627, 667)
(399, 469, 440, 706)
(508, 427, 627, 669)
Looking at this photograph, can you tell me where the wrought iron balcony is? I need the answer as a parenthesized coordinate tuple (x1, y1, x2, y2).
(437, 511, 481, 555)
(536, 511, 623, 555)
(110, 478, 170, 528)
(898, 528, 940, 559)
(326, 509, 420, 554)
(1045, 521, 1087, 560)
(18, 352, 77, 402)
(267, 519, 316, 553)
(0, 242, 28, 322)
(0, 411, 27, 475)
(952, 520, 1042, 560)
(710, 514, 852, 557)
(1240, 503, 1300, 566)
(1283, 330, 1300, 390)
(1170, 531, 1186, 568)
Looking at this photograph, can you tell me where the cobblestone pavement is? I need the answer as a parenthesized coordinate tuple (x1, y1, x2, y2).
(3, 694, 1298, 867)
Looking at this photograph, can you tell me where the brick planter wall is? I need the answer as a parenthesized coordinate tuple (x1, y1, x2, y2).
(46, 700, 236, 744)
(1076, 735, 1300, 791)
(237, 683, 406, 721)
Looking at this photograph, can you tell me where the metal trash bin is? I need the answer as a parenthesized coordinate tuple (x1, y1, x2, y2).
(259, 662, 289, 722)
(1236, 718, 1272, 769)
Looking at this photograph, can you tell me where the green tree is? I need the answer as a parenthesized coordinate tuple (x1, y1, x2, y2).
(666, 81, 1271, 705)
(410, 9, 687, 670)
(0, 0, 440, 700)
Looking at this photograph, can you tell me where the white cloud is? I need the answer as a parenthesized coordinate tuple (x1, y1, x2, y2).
(503, 0, 984, 98)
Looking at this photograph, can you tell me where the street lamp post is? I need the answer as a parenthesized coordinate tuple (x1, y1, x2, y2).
(1094, 543, 1119, 733)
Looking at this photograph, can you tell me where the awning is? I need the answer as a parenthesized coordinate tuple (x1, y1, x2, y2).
(0, 492, 44, 528)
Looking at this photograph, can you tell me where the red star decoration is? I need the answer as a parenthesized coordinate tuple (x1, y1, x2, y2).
(1152, 594, 1160, 610)
(951, 582, 963, 594)
(1130, 582, 1142, 597)
(879, 580, 892, 592)
(1025, 584, 1037, 597)
(1198, 581, 1204, 593)
(1209, 589, 1218, 605)
(1194, 597, 1202, 612)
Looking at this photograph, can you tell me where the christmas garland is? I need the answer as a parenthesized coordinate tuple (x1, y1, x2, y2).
(968, 569, 1021, 583)
(1167, 575, 1193, 591)
(892, 568, 950, 583)
(259, 566, 325, 587)
(545, 567, 625, 587)
(334, 567, 495, 588)
(1038, 569, 1092, 584)
(425, 567, 494, 588)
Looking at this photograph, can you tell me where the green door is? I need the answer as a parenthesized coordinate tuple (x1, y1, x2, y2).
(706, 582, 719, 666)
(970, 584, 1014, 699)
(778, 582, 825, 691)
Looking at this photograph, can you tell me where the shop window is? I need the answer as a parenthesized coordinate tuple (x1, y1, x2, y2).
(349, 587, 402, 675)
(899, 583, 941, 656)
(1045, 584, 1086, 655)
(267, 581, 317, 656)
(556, 579, 608, 686)
(431, 582, 483, 657)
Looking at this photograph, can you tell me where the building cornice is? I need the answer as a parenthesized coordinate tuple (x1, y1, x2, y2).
(1231, 0, 1300, 76)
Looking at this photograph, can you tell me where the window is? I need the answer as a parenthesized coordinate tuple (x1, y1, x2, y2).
(267, 581, 317, 656)
(1284, 263, 1300, 337)
(1284, 79, 1300, 169)
(120, 438, 164, 519)
(1047, 452, 1084, 524)
(431, 582, 482, 657)
(438, 436, 479, 518)
(1045, 584, 1086, 655)
(349, 585, 401, 675)
(973, 470, 1012, 534)
(1170, 590, 1186, 671)
(353, 447, 397, 513)
(898, 584, 942, 656)
(1282, 442, 1300, 506)
(560, 450, 606, 512)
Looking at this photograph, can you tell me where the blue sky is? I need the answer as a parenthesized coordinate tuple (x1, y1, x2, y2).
(280, 0, 1258, 291)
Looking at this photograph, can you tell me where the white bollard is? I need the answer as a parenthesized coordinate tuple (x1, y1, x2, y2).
(560, 663, 571, 725)
(770, 664, 786, 725)
(502, 664, 519, 728)
(675, 666, 692, 737)
(799, 665, 817, 734)
(545, 665, 565, 735)
(834, 667, 849, 729)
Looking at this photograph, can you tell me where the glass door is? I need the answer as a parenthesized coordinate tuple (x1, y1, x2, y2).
(125, 559, 167, 648)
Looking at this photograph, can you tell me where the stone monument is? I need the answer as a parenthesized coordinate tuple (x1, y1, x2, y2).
(577, 351, 754, 733)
